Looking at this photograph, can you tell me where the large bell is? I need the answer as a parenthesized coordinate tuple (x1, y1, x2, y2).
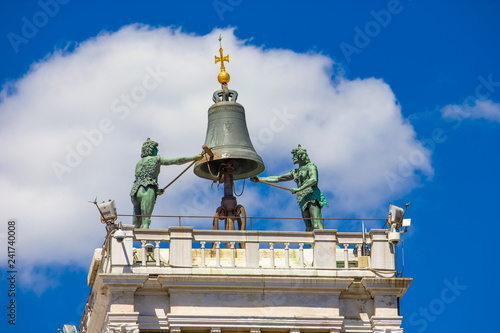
(194, 95, 265, 181)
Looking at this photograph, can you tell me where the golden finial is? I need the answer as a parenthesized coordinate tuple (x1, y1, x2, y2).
(214, 34, 230, 86)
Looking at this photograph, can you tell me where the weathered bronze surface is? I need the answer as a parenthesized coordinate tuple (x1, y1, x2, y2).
(194, 100, 265, 181)
(130, 139, 202, 229)
(251, 145, 328, 231)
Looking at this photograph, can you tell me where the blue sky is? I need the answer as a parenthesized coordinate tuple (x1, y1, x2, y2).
(1, 1, 499, 332)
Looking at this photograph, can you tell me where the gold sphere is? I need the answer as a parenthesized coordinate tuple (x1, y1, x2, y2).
(218, 70, 230, 84)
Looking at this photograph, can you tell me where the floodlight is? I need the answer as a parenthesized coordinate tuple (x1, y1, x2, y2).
(63, 325, 78, 333)
(98, 200, 117, 223)
(388, 204, 404, 224)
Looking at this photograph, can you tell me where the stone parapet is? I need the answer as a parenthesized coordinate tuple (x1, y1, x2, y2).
(80, 226, 410, 333)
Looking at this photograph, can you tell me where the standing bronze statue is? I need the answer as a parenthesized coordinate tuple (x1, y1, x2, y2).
(130, 139, 203, 229)
(251, 145, 328, 231)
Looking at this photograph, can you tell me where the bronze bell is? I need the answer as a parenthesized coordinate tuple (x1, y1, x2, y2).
(194, 89, 265, 181)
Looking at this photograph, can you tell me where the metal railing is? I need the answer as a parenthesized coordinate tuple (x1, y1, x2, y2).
(117, 213, 386, 229)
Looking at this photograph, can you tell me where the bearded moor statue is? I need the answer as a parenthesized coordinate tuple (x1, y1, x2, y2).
(251, 145, 328, 231)
(130, 139, 203, 229)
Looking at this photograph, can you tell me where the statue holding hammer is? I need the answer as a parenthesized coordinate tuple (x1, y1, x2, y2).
(130, 139, 211, 229)
(251, 145, 328, 231)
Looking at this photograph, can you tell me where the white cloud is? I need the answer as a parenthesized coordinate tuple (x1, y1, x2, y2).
(0, 25, 431, 291)
(441, 99, 500, 123)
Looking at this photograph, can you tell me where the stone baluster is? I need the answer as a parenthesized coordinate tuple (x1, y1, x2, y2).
(343, 244, 349, 269)
(230, 241, 236, 267)
(299, 243, 304, 267)
(215, 242, 221, 267)
(200, 241, 206, 267)
(284, 242, 290, 268)
(141, 240, 147, 266)
(269, 242, 275, 267)
(155, 241, 160, 266)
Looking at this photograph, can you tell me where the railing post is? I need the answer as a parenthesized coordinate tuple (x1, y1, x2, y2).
(168, 227, 193, 267)
(109, 224, 134, 273)
(313, 229, 338, 268)
(245, 231, 260, 268)
(369, 229, 395, 274)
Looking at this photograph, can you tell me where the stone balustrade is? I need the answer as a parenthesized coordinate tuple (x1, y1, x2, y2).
(90, 225, 397, 284)
(81, 224, 410, 333)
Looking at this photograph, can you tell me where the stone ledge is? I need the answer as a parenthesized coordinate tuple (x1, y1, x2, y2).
(95, 273, 149, 293)
(158, 274, 354, 294)
(166, 314, 345, 331)
(361, 278, 412, 297)
(132, 266, 378, 278)
(137, 315, 169, 331)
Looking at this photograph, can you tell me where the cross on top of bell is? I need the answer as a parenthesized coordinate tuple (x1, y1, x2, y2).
(215, 34, 230, 86)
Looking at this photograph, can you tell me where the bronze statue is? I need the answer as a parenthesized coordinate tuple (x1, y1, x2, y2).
(251, 145, 328, 231)
(130, 139, 203, 229)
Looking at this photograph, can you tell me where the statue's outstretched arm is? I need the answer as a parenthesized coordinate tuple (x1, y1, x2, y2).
(251, 172, 293, 183)
(159, 154, 202, 166)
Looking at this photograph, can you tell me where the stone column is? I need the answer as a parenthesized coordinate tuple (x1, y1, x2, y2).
(169, 227, 193, 267)
(313, 229, 337, 268)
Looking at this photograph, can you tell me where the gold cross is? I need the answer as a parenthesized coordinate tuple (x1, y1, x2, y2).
(215, 35, 229, 71)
